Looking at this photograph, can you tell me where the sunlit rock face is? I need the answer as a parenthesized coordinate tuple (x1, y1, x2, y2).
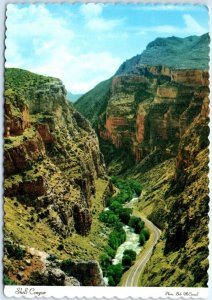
(4, 68, 107, 237)
(100, 66, 209, 164)
(75, 33, 209, 171)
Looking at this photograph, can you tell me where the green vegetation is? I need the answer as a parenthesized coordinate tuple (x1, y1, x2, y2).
(99, 177, 141, 229)
(142, 228, 150, 240)
(122, 249, 137, 270)
(47, 254, 57, 262)
(61, 259, 75, 274)
(5, 243, 26, 260)
(74, 78, 112, 129)
(108, 224, 126, 250)
(111, 176, 142, 197)
(139, 232, 146, 246)
(107, 264, 123, 286)
(5, 68, 56, 95)
(128, 216, 144, 234)
(3, 274, 17, 285)
(99, 177, 149, 286)
(99, 177, 142, 228)
(137, 225, 150, 246)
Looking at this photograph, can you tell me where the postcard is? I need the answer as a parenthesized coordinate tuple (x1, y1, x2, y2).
(3, 2, 210, 298)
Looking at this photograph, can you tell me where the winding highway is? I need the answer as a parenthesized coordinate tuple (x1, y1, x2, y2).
(121, 199, 161, 286)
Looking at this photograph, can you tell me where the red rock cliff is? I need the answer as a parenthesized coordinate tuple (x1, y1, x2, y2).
(99, 65, 209, 164)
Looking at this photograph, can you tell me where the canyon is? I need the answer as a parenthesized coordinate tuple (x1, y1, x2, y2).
(4, 33, 209, 287)
(75, 33, 209, 287)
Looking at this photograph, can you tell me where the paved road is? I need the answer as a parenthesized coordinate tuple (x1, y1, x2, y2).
(121, 200, 161, 287)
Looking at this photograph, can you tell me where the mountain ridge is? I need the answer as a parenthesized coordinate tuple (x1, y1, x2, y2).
(115, 33, 209, 76)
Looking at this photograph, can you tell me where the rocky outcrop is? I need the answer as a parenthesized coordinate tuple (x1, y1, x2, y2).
(35, 124, 54, 144)
(4, 68, 107, 239)
(4, 91, 30, 137)
(99, 66, 209, 169)
(4, 133, 45, 177)
(61, 260, 104, 286)
(4, 241, 103, 286)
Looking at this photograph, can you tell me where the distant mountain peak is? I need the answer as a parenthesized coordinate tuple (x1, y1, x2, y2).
(116, 33, 209, 76)
(67, 91, 83, 103)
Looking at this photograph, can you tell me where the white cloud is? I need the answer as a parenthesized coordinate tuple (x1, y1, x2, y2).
(5, 4, 123, 94)
(87, 17, 124, 31)
(80, 3, 124, 32)
(183, 14, 206, 34)
(80, 3, 103, 18)
(30, 47, 122, 93)
(6, 4, 75, 41)
(137, 14, 207, 36)
(5, 3, 75, 64)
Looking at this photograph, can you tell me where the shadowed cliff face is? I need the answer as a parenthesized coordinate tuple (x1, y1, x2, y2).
(4, 68, 106, 238)
(140, 93, 209, 287)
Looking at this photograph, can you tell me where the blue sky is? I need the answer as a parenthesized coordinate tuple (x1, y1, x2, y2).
(6, 3, 209, 93)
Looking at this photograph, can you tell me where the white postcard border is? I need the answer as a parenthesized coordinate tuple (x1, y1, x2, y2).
(3, 286, 209, 299)
(1, 0, 212, 299)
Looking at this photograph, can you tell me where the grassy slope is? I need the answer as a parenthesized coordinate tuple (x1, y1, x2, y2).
(74, 78, 112, 128)
(5, 68, 58, 91)
(140, 151, 208, 287)
(138, 126, 209, 287)
(4, 179, 110, 261)
(4, 68, 111, 265)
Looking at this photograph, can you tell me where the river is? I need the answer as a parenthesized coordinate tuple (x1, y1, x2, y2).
(112, 197, 141, 264)
(103, 197, 142, 285)
(112, 225, 142, 265)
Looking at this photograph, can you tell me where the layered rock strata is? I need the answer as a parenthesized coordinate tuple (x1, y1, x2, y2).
(4, 68, 106, 238)
(99, 66, 209, 167)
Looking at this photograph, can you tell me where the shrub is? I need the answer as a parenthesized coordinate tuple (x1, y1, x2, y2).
(105, 245, 116, 258)
(128, 180, 142, 195)
(142, 228, 150, 240)
(123, 249, 136, 261)
(108, 276, 116, 286)
(122, 255, 133, 270)
(61, 259, 75, 275)
(107, 264, 123, 286)
(99, 211, 119, 225)
(128, 216, 144, 233)
(3, 274, 17, 285)
(139, 232, 146, 246)
(47, 254, 57, 262)
(108, 227, 126, 250)
(119, 209, 131, 225)
(109, 201, 122, 213)
(5, 244, 26, 260)
(99, 254, 111, 271)
(57, 244, 64, 251)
